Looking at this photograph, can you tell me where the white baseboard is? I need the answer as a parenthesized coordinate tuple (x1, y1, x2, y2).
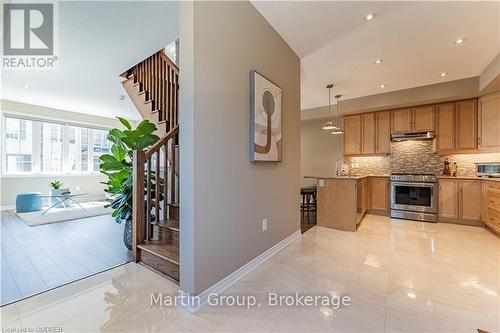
(0, 205, 15, 211)
(179, 229, 302, 313)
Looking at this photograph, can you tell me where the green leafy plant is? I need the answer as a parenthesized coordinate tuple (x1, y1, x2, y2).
(50, 180, 63, 189)
(100, 117, 160, 223)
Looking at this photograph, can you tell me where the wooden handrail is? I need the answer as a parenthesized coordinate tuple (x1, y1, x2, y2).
(145, 125, 179, 159)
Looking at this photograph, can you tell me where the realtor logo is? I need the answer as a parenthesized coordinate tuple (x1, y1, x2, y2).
(3, 3, 53, 55)
(2, 2, 58, 70)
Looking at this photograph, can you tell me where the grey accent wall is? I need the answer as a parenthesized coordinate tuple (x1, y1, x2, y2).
(300, 118, 343, 186)
(179, 1, 300, 294)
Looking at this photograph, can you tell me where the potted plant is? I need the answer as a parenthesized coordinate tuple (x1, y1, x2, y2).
(49, 180, 70, 208)
(100, 117, 160, 250)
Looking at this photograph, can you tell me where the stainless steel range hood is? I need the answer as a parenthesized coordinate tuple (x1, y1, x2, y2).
(391, 131, 435, 142)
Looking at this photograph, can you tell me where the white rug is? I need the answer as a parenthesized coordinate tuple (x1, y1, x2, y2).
(17, 201, 112, 226)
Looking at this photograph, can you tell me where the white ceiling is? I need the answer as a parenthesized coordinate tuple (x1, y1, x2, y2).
(252, 1, 500, 111)
(1, 1, 179, 121)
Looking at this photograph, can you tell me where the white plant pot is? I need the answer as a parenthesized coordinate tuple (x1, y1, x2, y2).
(50, 188, 70, 208)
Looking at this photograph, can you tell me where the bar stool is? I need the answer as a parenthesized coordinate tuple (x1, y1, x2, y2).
(300, 186, 317, 220)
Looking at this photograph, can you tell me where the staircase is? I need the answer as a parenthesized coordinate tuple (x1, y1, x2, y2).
(121, 49, 180, 282)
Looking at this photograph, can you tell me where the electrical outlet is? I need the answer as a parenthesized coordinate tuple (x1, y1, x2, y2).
(262, 219, 268, 231)
(76, 186, 80, 191)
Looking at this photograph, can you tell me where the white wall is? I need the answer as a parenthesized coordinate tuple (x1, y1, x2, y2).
(0, 100, 138, 209)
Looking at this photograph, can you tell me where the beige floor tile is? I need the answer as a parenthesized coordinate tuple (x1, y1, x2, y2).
(4, 215, 499, 333)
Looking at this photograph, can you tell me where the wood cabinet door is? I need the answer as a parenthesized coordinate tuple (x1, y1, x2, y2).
(439, 179, 459, 219)
(343, 115, 361, 155)
(479, 93, 500, 151)
(482, 181, 489, 223)
(459, 180, 481, 221)
(413, 106, 434, 132)
(361, 113, 375, 154)
(370, 177, 389, 211)
(391, 109, 412, 133)
(361, 179, 369, 214)
(375, 111, 391, 154)
(436, 103, 455, 153)
(456, 99, 477, 151)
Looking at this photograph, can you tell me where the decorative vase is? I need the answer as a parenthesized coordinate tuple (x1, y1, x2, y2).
(50, 188, 70, 208)
(123, 218, 133, 250)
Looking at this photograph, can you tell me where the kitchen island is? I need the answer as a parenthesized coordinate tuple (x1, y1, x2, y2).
(307, 175, 389, 231)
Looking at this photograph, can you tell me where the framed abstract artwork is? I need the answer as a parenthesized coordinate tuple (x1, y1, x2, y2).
(250, 71, 282, 162)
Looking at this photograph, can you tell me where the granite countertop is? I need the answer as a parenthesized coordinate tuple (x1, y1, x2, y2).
(438, 176, 500, 182)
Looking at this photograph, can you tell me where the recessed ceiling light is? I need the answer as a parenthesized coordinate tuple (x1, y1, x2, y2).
(454, 38, 466, 44)
(374, 59, 383, 64)
(441, 72, 448, 77)
(23, 84, 30, 88)
(380, 84, 386, 88)
(365, 13, 376, 21)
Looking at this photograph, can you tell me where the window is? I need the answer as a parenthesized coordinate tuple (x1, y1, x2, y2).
(68, 126, 89, 172)
(4, 118, 33, 173)
(92, 129, 110, 172)
(2, 116, 111, 175)
(40, 122, 63, 173)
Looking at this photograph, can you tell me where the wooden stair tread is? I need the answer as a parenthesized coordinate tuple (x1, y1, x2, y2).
(154, 219, 179, 231)
(138, 242, 179, 264)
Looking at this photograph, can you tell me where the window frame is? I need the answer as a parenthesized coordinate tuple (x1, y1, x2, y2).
(1, 112, 113, 177)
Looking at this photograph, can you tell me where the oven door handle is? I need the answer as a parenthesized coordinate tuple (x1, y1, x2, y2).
(391, 182, 436, 188)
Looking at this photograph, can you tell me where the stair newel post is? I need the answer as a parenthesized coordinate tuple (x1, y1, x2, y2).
(146, 156, 152, 241)
(132, 149, 145, 262)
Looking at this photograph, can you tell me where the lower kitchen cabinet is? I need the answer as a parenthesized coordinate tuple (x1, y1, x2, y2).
(438, 179, 481, 225)
(484, 181, 500, 235)
(369, 177, 389, 215)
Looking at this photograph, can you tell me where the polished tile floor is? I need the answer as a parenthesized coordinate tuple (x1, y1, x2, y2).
(1, 215, 498, 332)
(1, 210, 131, 305)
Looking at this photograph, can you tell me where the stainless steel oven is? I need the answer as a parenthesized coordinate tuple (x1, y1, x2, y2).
(390, 174, 438, 222)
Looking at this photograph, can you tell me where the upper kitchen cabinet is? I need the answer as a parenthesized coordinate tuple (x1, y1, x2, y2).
(456, 99, 478, 151)
(436, 99, 478, 155)
(343, 112, 391, 156)
(391, 106, 434, 134)
(343, 115, 361, 155)
(413, 105, 435, 132)
(479, 92, 500, 152)
(375, 111, 391, 154)
(391, 108, 412, 133)
(361, 113, 375, 154)
(436, 103, 455, 152)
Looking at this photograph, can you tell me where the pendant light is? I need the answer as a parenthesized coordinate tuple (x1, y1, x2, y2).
(331, 94, 344, 135)
(322, 83, 336, 130)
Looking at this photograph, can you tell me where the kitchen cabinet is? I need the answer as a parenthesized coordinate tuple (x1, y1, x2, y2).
(343, 115, 361, 155)
(361, 113, 375, 154)
(456, 100, 477, 151)
(413, 106, 435, 132)
(459, 180, 481, 221)
(391, 106, 434, 134)
(485, 181, 500, 234)
(375, 111, 391, 154)
(369, 177, 389, 214)
(436, 103, 455, 152)
(391, 108, 412, 133)
(343, 111, 390, 156)
(438, 179, 481, 223)
(482, 181, 490, 224)
(479, 92, 500, 152)
(436, 99, 478, 154)
(439, 179, 459, 219)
